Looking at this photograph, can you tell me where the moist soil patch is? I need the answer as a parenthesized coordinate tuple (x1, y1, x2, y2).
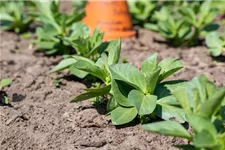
(0, 27, 225, 150)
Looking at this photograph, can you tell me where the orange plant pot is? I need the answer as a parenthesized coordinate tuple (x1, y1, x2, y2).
(82, 0, 136, 41)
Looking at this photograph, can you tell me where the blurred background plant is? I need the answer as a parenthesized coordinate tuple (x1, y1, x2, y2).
(0, 1, 35, 33)
(0, 0, 224, 53)
(32, 0, 85, 55)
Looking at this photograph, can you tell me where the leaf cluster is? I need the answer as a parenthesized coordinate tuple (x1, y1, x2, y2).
(0, 1, 35, 33)
(131, 0, 221, 46)
(51, 38, 120, 80)
(128, 1, 158, 26)
(69, 49, 188, 125)
(143, 75, 225, 150)
(32, 1, 85, 55)
(206, 31, 225, 57)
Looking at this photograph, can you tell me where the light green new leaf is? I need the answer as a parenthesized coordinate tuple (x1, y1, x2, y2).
(206, 32, 224, 57)
(141, 53, 160, 93)
(203, 75, 217, 98)
(110, 106, 137, 125)
(142, 121, 191, 139)
(141, 53, 158, 75)
(145, 68, 161, 94)
(50, 58, 77, 72)
(196, 87, 225, 118)
(107, 39, 121, 65)
(74, 60, 107, 82)
(186, 114, 217, 136)
(128, 90, 157, 115)
(70, 22, 89, 39)
(189, 75, 207, 103)
(0, 13, 14, 22)
(158, 58, 183, 82)
(198, 0, 211, 26)
(0, 78, 12, 88)
(71, 85, 111, 103)
(69, 65, 88, 79)
(95, 53, 109, 73)
(193, 130, 217, 148)
(110, 64, 147, 93)
(173, 87, 193, 114)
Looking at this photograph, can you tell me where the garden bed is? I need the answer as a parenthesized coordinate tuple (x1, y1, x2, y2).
(1, 27, 224, 150)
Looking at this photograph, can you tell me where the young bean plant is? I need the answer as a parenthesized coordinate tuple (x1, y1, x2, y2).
(143, 75, 225, 150)
(32, 0, 85, 55)
(50, 22, 107, 78)
(0, 1, 34, 33)
(206, 31, 225, 57)
(0, 78, 12, 104)
(144, 0, 220, 46)
(70, 46, 188, 125)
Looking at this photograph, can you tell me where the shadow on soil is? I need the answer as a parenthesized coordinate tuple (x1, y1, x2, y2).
(212, 55, 225, 63)
(12, 93, 26, 102)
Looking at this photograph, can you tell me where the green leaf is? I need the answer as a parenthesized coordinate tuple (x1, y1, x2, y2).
(69, 64, 88, 79)
(156, 98, 186, 123)
(0, 13, 15, 21)
(158, 58, 183, 82)
(111, 80, 133, 107)
(107, 39, 121, 65)
(66, 13, 85, 27)
(107, 97, 118, 112)
(198, 0, 211, 26)
(141, 53, 160, 94)
(196, 87, 225, 118)
(186, 114, 217, 136)
(71, 85, 111, 103)
(145, 68, 161, 94)
(36, 41, 56, 50)
(128, 90, 157, 115)
(172, 87, 193, 114)
(110, 106, 137, 125)
(141, 53, 158, 75)
(1, 96, 9, 104)
(50, 58, 77, 72)
(203, 75, 217, 98)
(193, 130, 217, 148)
(155, 80, 187, 101)
(74, 60, 107, 82)
(110, 64, 147, 93)
(206, 32, 224, 57)
(179, 7, 196, 26)
(0, 78, 12, 88)
(190, 76, 208, 104)
(142, 121, 191, 139)
(144, 23, 159, 31)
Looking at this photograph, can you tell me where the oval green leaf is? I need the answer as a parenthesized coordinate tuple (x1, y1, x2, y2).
(110, 106, 137, 125)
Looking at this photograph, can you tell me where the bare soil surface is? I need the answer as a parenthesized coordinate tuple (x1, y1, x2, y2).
(1, 29, 225, 150)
